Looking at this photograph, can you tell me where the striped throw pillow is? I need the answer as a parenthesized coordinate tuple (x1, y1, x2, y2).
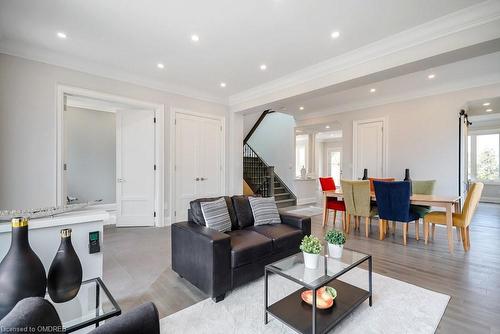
(248, 197, 281, 226)
(200, 198, 232, 232)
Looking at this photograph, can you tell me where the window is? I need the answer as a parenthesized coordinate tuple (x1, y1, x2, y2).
(327, 149, 341, 182)
(469, 132, 500, 182)
(295, 134, 309, 177)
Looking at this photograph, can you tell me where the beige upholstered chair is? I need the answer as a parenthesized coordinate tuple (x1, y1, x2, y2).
(423, 182, 483, 251)
(340, 180, 377, 237)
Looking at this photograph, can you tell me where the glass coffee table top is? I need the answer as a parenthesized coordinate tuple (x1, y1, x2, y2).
(267, 248, 370, 289)
(46, 277, 121, 333)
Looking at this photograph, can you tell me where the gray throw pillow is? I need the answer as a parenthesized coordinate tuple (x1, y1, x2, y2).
(248, 197, 281, 226)
(200, 198, 232, 232)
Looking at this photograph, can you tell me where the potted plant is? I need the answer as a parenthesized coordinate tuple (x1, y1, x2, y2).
(300, 235, 322, 269)
(325, 229, 346, 258)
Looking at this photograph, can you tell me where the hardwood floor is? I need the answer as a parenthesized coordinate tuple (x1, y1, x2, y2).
(103, 203, 500, 333)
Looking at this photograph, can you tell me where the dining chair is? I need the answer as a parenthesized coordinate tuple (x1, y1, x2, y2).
(410, 180, 436, 239)
(373, 180, 420, 245)
(319, 177, 346, 228)
(341, 180, 378, 237)
(423, 182, 483, 251)
(369, 177, 395, 192)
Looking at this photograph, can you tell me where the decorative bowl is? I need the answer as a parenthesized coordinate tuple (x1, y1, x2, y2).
(300, 286, 337, 309)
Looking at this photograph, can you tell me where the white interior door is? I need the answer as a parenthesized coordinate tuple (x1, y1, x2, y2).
(175, 113, 223, 222)
(354, 120, 385, 179)
(326, 147, 342, 182)
(116, 109, 156, 226)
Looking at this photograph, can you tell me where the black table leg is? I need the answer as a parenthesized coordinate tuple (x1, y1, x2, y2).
(95, 282, 100, 327)
(264, 269, 268, 324)
(368, 256, 373, 307)
(312, 287, 317, 334)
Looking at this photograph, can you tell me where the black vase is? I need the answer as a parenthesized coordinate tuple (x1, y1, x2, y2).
(404, 169, 411, 181)
(362, 169, 368, 180)
(0, 218, 47, 319)
(47, 228, 83, 303)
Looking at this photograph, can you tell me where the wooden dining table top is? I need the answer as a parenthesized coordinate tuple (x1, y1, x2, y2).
(323, 189, 461, 205)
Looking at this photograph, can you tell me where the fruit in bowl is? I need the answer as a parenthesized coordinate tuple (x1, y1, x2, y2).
(300, 286, 337, 309)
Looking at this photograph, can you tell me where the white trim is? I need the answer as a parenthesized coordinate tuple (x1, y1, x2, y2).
(169, 108, 226, 225)
(469, 113, 500, 123)
(228, 1, 500, 111)
(480, 196, 500, 204)
(56, 85, 165, 227)
(352, 117, 388, 179)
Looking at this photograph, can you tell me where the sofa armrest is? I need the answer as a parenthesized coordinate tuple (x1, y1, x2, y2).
(171, 222, 231, 299)
(90, 302, 159, 334)
(280, 213, 311, 236)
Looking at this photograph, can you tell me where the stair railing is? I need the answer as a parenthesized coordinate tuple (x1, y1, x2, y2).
(243, 144, 275, 197)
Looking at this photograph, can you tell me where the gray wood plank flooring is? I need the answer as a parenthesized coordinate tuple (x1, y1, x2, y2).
(103, 203, 500, 333)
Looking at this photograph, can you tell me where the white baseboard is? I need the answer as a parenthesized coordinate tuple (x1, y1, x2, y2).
(480, 196, 500, 204)
(297, 197, 317, 205)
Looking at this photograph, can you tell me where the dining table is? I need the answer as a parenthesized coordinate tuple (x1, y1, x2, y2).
(322, 189, 461, 253)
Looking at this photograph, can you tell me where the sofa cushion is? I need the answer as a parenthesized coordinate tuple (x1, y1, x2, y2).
(231, 196, 254, 229)
(190, 197, 238, 230)
(200, 198, 232, 232)
(247, 224, 302, 251)
(248, 197, 281, 225)
(226, 230, 273, 268)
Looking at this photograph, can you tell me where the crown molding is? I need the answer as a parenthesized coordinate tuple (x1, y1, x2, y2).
(293, 72, 500, 122)
(0, 39, 227, 105)
(469, 113, 500, 122)
(229, 0, 500, 112)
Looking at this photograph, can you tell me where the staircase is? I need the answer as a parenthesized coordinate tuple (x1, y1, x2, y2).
(243, 144, 296, 208)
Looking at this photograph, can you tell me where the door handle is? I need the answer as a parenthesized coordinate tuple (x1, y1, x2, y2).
(195, 177, 200, 181)
(200, 177, 207, 181)
(117, 178, 125, 183)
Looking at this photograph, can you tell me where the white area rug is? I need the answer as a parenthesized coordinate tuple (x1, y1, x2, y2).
(161, 268, 449, 333)
(286, 206, 324, 217)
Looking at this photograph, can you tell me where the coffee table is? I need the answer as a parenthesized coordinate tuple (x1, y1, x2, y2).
(264, 249, 372, 334)
(46, 277, 121, 332)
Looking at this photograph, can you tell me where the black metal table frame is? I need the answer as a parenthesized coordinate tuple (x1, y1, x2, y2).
(264, 251, 372, 334)
(64, 277, 121, 333)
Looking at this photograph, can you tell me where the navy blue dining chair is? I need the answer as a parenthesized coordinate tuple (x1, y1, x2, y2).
(373, 180, 420, 245)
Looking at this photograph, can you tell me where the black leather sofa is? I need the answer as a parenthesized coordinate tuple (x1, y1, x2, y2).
(171, 195, 311, 302)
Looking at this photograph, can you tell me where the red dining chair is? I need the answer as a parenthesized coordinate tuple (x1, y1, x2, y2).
(319, 177, 346, 228)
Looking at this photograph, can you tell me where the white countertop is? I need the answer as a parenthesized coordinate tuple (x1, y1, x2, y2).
(0, 209, 109, 233)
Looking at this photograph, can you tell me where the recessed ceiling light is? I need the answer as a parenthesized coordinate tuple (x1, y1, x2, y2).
(483, 102, 491, 106)
(299, 106, 305, 111)
(427, 74, 436, 79)
(191, 34, 200, 42)
(260, 64, 267, 71)
(370, 88, 376, 93)
(220, 82, 226, 88)
(331, 31, 340, 39)
(57, 32, 67, 39)
(486, 108, 493, 112)
(157, 63, 165, 69)
(325, 125, 330, 129)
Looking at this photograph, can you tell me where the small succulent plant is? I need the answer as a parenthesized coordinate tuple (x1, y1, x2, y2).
(325, 229, 346, 246)
(300, 235, 322, 254)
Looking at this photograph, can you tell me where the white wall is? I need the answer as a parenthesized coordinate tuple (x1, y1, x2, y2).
(296, 82, 500, 197)
(0, 54, 242, 215)
(247, 112, 296, 191)
(64, 106, 116, 204)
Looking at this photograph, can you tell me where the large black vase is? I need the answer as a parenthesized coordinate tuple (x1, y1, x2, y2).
(0, 218, 47, 319)
(47, 228, 83, 303)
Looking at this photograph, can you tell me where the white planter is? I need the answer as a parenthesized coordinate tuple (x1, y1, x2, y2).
(303, 252, 320, 269)
(328, 243, 344, 258)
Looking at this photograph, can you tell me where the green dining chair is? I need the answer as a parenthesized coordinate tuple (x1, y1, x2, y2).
(409, 180, 436, 241)
(340, 180, 378, 237)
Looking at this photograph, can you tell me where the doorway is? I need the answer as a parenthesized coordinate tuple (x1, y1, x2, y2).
(353, 118, 387, 179)
(57, 85, 164, 227)
(172, 110, 225, 222)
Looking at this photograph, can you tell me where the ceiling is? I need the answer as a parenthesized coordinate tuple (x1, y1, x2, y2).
(267, 51, 500, 119)
(0, 0, 485, 102)
(467, 96, 500, 116)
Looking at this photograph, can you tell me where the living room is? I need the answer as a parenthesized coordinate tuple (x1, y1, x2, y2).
(1, 1, 500, 333)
